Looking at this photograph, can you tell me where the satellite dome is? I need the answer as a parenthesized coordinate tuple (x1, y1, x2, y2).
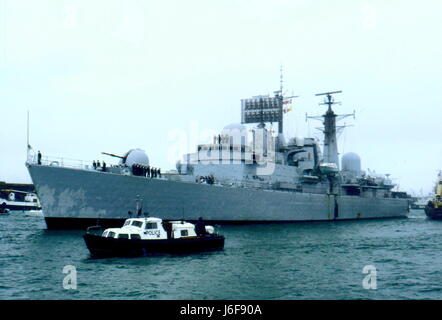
(222, 123, 247, 132)
(341, 152, 361, 173)
(220, 123, 248, 146)
(120, 149, 149, 167)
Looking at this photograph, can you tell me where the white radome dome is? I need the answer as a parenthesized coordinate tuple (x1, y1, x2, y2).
(120, 149, 149, 166)
(341, 152, 361, 173)
(222, 123, 247, 133)
(221, 123, 248, 146)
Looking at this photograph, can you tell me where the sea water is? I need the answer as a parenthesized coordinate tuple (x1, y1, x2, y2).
(1, 210, 441, 299)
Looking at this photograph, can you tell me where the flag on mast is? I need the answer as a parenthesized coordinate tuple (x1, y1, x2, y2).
(283, 98, 294, 113)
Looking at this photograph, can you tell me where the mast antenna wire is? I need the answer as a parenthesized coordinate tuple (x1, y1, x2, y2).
(27, 110, 29, 149)
(26, 110, 32, 161)
(280, 64, 283, 94)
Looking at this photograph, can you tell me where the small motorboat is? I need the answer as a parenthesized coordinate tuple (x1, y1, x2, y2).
(83, 217, 225, 257)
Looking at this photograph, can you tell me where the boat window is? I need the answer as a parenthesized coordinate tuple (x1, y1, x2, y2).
(181, 230, 188, 237)
(124, 221, 131, 226)
(131, 221, 143, 228)
(130, 234, 141, 240)
(108, 231, 116, 238)
(145, 222, 157, 230)
(102, 231, 108, 237)
(118, 234, 129, 239)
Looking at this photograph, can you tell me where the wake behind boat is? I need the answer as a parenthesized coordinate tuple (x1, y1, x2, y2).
(25, 210, 44, 217)
(83, 216, 225, 257)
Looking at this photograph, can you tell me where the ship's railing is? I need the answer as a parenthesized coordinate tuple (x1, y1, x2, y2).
(27, 153, 96, 171)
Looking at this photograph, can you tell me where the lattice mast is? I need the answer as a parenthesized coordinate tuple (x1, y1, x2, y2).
(307, 91, 354, 169)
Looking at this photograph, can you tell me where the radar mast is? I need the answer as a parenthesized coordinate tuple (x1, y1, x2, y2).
(307, 91, 355, 169)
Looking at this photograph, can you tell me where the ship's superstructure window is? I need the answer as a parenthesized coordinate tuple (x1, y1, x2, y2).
(181, 230, 188, 237)
(118, 234, 129, 239)
(124, 221, 130, 226)
(130, 234, 141, 240)
(131, 221, 143, 228)
(145, 222, 157, 230)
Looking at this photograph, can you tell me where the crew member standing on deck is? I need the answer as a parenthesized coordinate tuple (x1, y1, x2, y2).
(37, 151, 42, 165)
(195, 217, 206, 236)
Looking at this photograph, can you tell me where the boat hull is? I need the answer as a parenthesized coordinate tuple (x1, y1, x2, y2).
(0, 199, 40, 211)
(83, 233, 225, 257)
(27, 164, 410, 229)
(424, 204, 442, 220)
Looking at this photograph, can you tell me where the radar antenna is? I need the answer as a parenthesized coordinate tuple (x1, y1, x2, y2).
(241, 67, 299, 136)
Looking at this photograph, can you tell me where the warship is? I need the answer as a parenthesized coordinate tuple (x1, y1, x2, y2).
(26, 89, 409, 229)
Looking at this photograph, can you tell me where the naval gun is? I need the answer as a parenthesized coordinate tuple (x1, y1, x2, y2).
(102, 152, 126, 161)
(102, 149, 149, 167)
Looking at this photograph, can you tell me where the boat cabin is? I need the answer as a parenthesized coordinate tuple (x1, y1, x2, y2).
(101, 217, 200, 240)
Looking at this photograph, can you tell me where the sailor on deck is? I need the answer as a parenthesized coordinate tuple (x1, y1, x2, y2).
(195, 217, 206, 236)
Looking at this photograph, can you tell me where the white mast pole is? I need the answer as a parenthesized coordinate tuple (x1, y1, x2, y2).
(27, 110, 30, 162)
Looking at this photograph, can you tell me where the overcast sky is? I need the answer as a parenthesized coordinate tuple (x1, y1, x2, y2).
(1, 0, 441, 195)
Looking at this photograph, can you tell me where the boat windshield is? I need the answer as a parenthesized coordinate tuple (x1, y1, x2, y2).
(123, 221, 131, 226)
(131, 221, 143, 228)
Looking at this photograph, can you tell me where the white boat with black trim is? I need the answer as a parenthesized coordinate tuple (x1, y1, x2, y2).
(83, 217, 225, 257)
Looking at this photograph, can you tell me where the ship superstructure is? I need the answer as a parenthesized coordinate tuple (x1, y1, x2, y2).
(26, 89, 409, 229)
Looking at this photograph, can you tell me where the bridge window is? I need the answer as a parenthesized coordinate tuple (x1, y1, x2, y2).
(118, 234, 129, 239)
(130, 234, 141, 240)
(107, 231, 116, 238)
(181, 230, 189, 237)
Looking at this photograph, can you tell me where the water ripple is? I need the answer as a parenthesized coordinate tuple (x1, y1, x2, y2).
(1, 210, 442, 299)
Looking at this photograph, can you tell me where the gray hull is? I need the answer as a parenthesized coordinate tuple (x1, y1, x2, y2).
(27, 164, 409, 229)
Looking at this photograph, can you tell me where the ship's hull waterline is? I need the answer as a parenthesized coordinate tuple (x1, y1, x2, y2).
(28, 164, 409, 229)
